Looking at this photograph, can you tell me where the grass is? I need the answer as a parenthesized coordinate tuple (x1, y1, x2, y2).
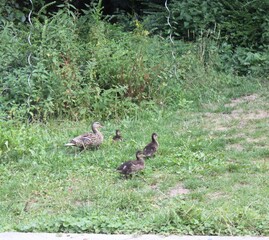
(0, 81, 269, 235)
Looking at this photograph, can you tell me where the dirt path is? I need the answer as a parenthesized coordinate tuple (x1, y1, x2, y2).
(1, 232, 269, 240)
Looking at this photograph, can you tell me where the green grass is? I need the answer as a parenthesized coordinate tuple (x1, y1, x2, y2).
(0, 82, 269, 235)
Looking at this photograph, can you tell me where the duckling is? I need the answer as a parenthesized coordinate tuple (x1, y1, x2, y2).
(65, 122, 104, 150)
(143, 133, 159, 158)
(113, 129, 123, 141)
(117, 151, 145, 178)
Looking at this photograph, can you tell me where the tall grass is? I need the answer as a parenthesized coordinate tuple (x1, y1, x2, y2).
(0, 3, 258, 122)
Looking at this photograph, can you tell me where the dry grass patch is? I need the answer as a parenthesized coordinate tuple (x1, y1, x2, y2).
(207, 191, 228, 200)
(225, 143, 244, 151)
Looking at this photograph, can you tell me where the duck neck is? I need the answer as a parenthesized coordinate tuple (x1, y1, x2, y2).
(92, 126, 97, 133)
(137, 156, 145, 162)
(92, 126, 101, 135)
(152, 136, 158, 145)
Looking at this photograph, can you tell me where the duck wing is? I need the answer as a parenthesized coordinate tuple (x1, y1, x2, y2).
(143, 143, 158, 157)
(113, 136, 123, 141)
(67, 132, 101, 147)
(71, 133, 89, 143)
(65, 132, 89, 146)
(80, 132, 103, 147)
(130, 160, 145, 172)
(117, 161, 133, 174)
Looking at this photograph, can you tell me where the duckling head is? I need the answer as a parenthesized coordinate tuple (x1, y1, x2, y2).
(116, 129, 121, 136)
(136, 150, 145, 159)
(152, 133, 158, 141)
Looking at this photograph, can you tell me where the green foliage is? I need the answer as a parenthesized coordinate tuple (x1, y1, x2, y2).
(142, 0, 269, 76)
(216, 43, 269, 76)
(1, 1, 268, 122)
(144, 0, 269, 49)
(1, 4, 188, 121)
(0, 121, 47, 163)
(219, 0, 269, 48)
(0, 0, 28, 23)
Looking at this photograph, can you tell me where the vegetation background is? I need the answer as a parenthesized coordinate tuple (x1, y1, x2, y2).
(0, 0, 268, 236)
(1, 0, 268, 121)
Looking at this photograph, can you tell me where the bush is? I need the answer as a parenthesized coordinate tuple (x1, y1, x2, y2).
(0, 6, 137, 120)
(142, 0, 269, 77)
(0, 3, 196, 121)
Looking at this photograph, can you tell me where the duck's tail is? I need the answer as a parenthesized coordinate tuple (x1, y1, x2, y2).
(65, 142, 75, 146)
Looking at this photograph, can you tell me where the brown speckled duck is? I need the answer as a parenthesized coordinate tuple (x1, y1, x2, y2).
(65, 122, 104, 150)
(117, 151, 145, 178)
(113, 129, 123, 141)
(143, 133, 159, 158)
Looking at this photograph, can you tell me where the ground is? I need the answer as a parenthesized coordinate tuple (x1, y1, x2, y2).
(0, 87, 269, 235)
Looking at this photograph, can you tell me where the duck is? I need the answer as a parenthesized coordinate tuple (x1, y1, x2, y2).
(113, 129, 123, 141)
(117, 151, 145, 178)
(143, 133, 159, 158)
(65, 122, 104, 150)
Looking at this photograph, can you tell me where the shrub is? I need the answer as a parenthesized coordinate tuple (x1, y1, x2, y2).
(0, 4, 191, 121)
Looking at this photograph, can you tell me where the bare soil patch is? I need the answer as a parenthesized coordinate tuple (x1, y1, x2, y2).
(203, 94, 269, 149)
(168, 183, 190, 197)
(224, 94, 259, 107)
(204, 94, 269, 130)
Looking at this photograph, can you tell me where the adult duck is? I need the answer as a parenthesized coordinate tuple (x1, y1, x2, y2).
(65, 122, 104, 150)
